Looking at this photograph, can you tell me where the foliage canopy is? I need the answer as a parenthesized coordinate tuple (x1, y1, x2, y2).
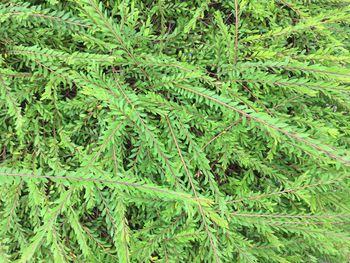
(0, 0, 350, 262)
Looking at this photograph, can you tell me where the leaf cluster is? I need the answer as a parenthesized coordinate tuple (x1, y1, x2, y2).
(0, 0, 350, 262)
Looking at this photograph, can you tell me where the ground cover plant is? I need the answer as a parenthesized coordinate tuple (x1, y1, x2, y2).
(0, 0, 350, 262)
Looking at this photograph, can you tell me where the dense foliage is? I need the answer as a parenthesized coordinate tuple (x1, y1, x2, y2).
(1, 0, 350, 262)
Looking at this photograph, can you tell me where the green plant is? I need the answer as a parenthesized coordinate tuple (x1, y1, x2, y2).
(0, 0, 350, 262)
